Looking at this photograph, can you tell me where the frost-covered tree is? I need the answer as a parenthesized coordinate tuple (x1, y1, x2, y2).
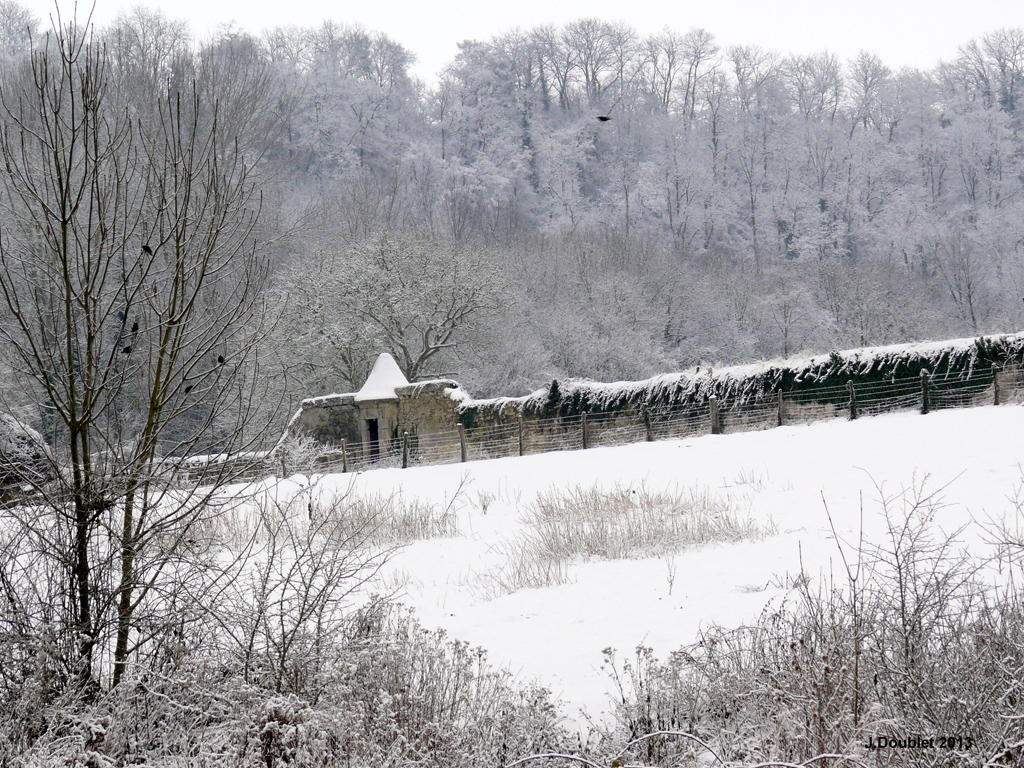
(269, 230, 508, 396)
(0, 0, 34, 62)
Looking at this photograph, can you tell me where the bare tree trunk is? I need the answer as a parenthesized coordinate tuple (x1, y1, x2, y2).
(0, 18, 276, 690)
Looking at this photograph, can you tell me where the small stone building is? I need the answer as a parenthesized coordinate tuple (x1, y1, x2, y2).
(284, 353, 468, 461)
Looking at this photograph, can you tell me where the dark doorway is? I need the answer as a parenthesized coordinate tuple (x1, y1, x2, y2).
(367, 419, 380, 460)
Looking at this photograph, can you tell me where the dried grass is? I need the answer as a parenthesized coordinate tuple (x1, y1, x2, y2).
(485, 483, 775, 595)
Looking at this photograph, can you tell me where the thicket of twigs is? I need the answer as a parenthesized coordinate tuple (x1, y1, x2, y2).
(2, 602, 573, 767)
(598, 485, 1024, 767)
(0, 486, 572, 767)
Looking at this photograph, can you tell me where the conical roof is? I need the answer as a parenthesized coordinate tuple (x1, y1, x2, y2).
(354, 353, 409, 402)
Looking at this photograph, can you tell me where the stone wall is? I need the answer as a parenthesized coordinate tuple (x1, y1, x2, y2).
(454, 399, 649, 457)
(396, 380, 462, 434)
(283, 378, 655, 463)
(396, 381, 463, 463)
(284, 393, 360, 448)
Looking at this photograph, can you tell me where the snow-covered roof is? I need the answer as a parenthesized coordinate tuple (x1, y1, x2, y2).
(300, 392, 356, 407)
(354, 353, 409, 402)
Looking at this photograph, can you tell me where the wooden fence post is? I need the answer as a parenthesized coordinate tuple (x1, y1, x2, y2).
(993, 363, 1001, 406)
(457, 424, 467, 463)
(847, 381, 857, 420)
(341, 439, 348, 473)
(642, 405, 655, 442)
(402, 431, 409, 468)
(581, 413, 589, 448)
(518, 414, 524, 456)
(709, 396, 721, 434)
(777, 390, 784, 427)
(920, 370, 931, 415)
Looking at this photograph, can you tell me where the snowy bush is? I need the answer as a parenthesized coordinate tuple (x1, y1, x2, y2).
(202, 482, 460, 551)
(330, 489, 460, 546)
(600, 484, 1024, 766)
(0, 413, 52, 491)
(4, 605, 574, 767)
(274, 435, 328, 477)
(526, 484, 770, 558)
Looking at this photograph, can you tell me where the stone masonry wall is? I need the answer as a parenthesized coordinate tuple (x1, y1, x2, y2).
(285, 393, 360, 447)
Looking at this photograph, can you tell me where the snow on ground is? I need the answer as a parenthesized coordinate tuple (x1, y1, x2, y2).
(292, 404, 1024, 730)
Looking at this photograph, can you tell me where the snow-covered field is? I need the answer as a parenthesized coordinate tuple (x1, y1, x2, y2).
(279, 404, 1024, 730)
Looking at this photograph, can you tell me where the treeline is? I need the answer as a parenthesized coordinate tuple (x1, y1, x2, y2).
(4, 5, 1024, 406)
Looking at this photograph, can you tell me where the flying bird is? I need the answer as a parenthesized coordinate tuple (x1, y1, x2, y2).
(142, 244, 153, 255)
(596, 115, 612, 122)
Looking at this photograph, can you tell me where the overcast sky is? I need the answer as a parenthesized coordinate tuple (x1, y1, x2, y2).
(24, 0, 1024, 84)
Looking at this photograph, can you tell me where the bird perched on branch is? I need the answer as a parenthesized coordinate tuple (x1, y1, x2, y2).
(142, 244, 153, 255)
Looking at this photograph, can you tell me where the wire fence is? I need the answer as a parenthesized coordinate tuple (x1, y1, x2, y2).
(190, 362, 1023, 483)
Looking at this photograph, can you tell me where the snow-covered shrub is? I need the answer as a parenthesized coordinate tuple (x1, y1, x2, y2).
(331, 489, 460, 546)
(7, 605, 574, 767)
(601, 484, 1024, 766)
(299, 604, 570, 767)
(0, 413, 52, 491)
(202, 482, 459, 551)
(274, 434, 327, 477)
(527, 483, 770, 558)
(215, 489, 391, 698)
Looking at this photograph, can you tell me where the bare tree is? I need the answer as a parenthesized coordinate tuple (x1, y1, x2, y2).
(0, 15, 273, 690)
(270, 230, 508, 392)
(784, 51, 843, 122)
(643, 29, 682, 113)
(563, 18, 616, 103)
(531, 24, 576, 112)
(677, 28, 717, 122)
(103, 6, 191, 110)
(933, 232, 991, 333)
(349, 232, 509, 380)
